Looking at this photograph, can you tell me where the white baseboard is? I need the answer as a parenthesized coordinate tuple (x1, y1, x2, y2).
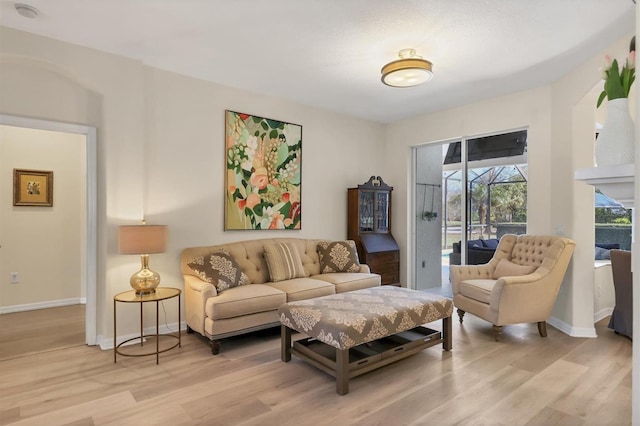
(594, 308, 613, 323)
(0, 298, 84, 314)
(100, 321, 187, 350)
(548, 316, 598, 338)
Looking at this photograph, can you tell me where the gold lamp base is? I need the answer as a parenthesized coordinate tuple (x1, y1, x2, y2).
(130, 254, 161, 295)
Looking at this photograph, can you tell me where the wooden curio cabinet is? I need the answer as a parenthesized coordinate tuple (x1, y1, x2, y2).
(348, 176, 400, 286)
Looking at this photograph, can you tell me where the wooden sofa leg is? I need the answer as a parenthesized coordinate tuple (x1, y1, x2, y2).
(537, 321, 548, 337)
(457, 309, 465, 323)
(493, 325, 503, 341)
(210, 339, 222, 355)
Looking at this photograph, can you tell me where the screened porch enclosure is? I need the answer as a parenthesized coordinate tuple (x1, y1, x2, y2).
(442, 164, 528, 244)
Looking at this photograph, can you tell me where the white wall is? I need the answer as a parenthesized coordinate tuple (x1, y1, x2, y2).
(0, 27, 385, 344)
(594, 263, 615, 321)
(552, 33, 633, 335)
(384, 32, 635, 337)
(0, 125, 85, 308)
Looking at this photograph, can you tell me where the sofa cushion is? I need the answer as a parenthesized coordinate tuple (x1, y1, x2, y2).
(492, 258, 537, 279)
(596, 242, 620, 250)
(467, 240, 484, 248)
(269, 278, 335, 302)
(187, 249, 250, 293)
(317, 240, 361, 273)
(205, 284, 286, 320)
(595, 246, 611, 260)
(263, 242, 306, 282)
(312, 272, 381, 293)
(481, 239, 499, 250)
(467, 239, 484, 249)
(459, 279, 496, 304)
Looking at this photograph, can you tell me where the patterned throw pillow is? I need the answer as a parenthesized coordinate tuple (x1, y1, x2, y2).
(187, 249, 250, 292)
(317, 240, 361, 273)
(263, 242, 306, 282)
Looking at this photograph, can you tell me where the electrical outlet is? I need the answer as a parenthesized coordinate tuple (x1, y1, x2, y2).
(10, 272, 19, 284)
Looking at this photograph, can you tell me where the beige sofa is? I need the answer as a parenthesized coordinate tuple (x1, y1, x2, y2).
(450, 234, 575, 341)
(180, 238, 381, 354)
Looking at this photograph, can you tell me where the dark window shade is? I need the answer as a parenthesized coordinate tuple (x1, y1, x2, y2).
(444, 130, 527, 165)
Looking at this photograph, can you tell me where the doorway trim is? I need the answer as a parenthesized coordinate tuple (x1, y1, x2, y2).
(0, 114, 97, 345)
(410, 137, 463, 291)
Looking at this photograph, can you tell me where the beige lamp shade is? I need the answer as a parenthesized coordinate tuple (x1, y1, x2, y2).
(118, 224, 168, 294)
(118, 225, 168, 254)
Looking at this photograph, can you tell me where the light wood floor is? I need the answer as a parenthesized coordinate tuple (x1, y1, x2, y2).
(0, 305, 85, 361)
(0, 313, 631, 426)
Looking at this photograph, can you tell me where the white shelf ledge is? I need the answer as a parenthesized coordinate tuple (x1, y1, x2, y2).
(574, 163, 635, 208)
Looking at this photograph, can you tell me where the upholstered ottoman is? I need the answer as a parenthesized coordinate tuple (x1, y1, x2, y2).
(278, 286, 453, 395)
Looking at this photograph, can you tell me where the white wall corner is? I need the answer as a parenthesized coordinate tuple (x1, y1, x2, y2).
(548, 316, 598, 338)
(594, 308, 614, 324)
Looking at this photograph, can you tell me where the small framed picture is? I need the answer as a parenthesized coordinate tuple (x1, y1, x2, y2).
(13, 169, 53, 207)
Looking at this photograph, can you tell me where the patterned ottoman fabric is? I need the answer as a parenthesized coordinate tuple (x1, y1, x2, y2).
(278, 286, 453, 350)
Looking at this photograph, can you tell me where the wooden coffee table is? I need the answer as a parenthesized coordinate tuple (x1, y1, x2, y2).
(278, 286, 453, 395)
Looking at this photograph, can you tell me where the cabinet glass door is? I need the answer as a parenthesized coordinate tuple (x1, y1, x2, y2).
(359, 191, 374, 232)
(376, 192, 389, 232)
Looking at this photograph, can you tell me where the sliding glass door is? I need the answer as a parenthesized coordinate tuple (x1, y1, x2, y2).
(414, 129, 528, 295)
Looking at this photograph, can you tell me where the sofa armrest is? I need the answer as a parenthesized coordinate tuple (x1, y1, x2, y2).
(358, 264, 371, 273)
(449, 263, 494, 295)
(184, 274, 217, 335)
(489, 271, 559, 322)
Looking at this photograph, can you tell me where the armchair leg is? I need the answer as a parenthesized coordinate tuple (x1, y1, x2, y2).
(537, 321, 548, 337)
(492, 325, 503, 341)
(457, 309, 466, 323)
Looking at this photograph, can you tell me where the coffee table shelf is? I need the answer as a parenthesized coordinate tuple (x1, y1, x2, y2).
(287, 326, 443, 391)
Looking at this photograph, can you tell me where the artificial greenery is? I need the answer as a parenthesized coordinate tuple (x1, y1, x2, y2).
(597, 50, 636, 108)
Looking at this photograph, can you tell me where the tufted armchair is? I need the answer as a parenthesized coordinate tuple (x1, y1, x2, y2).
(449, 234, 575, 341)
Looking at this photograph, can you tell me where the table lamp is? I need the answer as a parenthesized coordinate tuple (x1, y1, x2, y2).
(118, 224, 168, 294)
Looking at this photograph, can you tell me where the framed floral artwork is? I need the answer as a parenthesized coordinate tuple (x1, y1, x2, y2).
(225, 110, 302, 230)
(13, 168, 54, 207)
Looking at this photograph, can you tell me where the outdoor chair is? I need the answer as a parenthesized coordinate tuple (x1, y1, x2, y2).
(608, 249, 633, 339)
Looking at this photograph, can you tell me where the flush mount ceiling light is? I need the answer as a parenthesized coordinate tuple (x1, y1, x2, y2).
(381, 48, 433, 88)
(15, 3, 39, 19)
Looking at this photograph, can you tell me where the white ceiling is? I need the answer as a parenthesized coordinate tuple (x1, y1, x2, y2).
(0, 0, 635, 123)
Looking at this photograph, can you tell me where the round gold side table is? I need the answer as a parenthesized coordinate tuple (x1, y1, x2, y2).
(113, 287, 181, 364)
